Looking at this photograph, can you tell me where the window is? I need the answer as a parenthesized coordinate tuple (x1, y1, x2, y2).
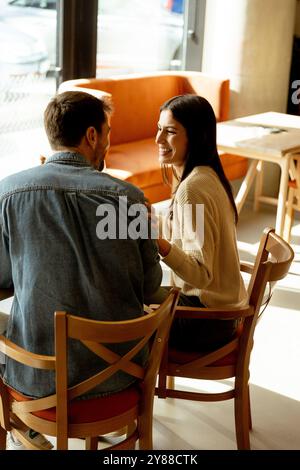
(96, 0, 184, 76)
(8, 0, 56, 9)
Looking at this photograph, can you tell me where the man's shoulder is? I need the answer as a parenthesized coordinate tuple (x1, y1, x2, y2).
(0, 164, 145, 204)
(0, 166, 42, 199)
(100, 172, 145, 203)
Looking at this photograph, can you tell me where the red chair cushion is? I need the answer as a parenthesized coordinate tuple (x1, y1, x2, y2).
(8, 385, 141, 424)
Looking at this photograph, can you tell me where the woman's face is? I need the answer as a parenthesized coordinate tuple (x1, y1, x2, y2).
(156, 109, 188, 172)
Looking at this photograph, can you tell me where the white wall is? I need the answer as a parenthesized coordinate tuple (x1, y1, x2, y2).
(201, 0, 297, 198)
(294, 0, 300, 36)
(202, 0, 296, 118)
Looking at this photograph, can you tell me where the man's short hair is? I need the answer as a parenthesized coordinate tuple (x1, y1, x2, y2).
(44, 91, 112, 149)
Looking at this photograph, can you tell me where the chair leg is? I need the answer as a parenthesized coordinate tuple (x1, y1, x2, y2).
(248, 386, 252, 430)
(167, 376, 175, 390)
(138, 393, 154, 450)
(0, 425, 7, 450)
(234, 382, 250, 450)
(85, 436, 98, 450)
(138, 416, 152, 450)
(56, 434, 68, 450)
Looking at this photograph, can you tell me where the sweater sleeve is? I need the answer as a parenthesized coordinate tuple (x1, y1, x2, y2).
(161, 180, 219, 290)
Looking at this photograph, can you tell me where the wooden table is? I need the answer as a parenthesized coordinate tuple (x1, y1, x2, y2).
(217, 112, 300, 236)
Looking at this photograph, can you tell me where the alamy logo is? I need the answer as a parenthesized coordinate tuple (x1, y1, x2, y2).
(95, 196, 204, 247)
(96, 196, 148, 240)
(291, 80, 300, 105)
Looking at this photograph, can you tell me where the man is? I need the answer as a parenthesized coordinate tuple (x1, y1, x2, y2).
(0, 91, 162, 448)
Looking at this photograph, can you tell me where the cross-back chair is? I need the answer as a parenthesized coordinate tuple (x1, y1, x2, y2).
(156, 228, 294, 450)
(283, 155, 300, 242)
(0, 288, 180, 450)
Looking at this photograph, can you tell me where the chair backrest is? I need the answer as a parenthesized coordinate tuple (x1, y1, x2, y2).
(236, 227, 294, 372)
(0, 288, 180, 447)
(246, 227, 294, 317)
(55, 288, 179, 414)
(172, 227, 294, 360)
(158, 228, 294, 381)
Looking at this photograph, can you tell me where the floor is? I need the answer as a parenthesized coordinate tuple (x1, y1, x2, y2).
(0, 201, 299, 451)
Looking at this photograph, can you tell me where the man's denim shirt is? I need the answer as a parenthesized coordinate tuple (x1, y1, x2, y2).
(0, 152, 162, 398)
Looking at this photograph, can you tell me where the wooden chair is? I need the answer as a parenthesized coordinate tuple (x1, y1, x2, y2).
(283, 156, 300, 242)
(156, 228, 294, 450)
(0, 288, 180, 450)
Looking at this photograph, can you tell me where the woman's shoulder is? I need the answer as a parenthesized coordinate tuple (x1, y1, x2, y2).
(179, 166, 219, 193)
(191, 165, 217, 179)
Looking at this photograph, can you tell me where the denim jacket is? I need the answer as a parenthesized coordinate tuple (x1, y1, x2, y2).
(0, 152, 162, 398)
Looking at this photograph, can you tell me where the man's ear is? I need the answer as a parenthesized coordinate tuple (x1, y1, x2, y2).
(86, 126, 98, 149)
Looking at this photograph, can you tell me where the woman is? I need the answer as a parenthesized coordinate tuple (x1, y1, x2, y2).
(149, 94, 247, 352)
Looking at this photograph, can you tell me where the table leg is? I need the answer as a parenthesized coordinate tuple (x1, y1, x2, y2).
(283, 187, 295, 242)
(253, 161, 263, 212)
(275, 157, 290, 236)
(235, 160, 260, 214)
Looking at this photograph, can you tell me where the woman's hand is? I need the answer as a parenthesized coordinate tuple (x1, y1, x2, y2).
(144, 199, 159, 240)
(157, 237, 171, 257)
(144, 199, 171, 256)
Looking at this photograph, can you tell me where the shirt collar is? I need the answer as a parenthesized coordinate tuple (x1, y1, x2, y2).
(45, 152, 91, 167)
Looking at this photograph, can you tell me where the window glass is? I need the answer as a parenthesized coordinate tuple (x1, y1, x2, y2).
(0, 0, 56, 178)
(96, 0, 184, 77)
(8, 0, 56, 9)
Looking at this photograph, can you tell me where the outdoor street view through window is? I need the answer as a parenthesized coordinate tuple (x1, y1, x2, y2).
(0, 0, 184, 178)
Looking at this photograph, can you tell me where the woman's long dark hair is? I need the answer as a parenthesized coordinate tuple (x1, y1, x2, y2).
(160, 94, 238, 224)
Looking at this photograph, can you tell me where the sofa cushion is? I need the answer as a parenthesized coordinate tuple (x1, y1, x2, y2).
(76, 75, 182, 145)
(104, 138, 247, 201)
(220, 153, 248, 181)
(104, 138, 171, 202)
(59, 72, 230, 145)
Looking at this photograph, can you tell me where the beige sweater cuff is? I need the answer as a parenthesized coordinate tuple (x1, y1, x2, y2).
(161, 243, 183, 271)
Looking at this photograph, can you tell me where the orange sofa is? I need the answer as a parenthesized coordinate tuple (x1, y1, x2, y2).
(59, 72, 248, 202)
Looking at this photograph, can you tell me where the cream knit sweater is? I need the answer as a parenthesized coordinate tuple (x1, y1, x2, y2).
(161, 166, 247, 307)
